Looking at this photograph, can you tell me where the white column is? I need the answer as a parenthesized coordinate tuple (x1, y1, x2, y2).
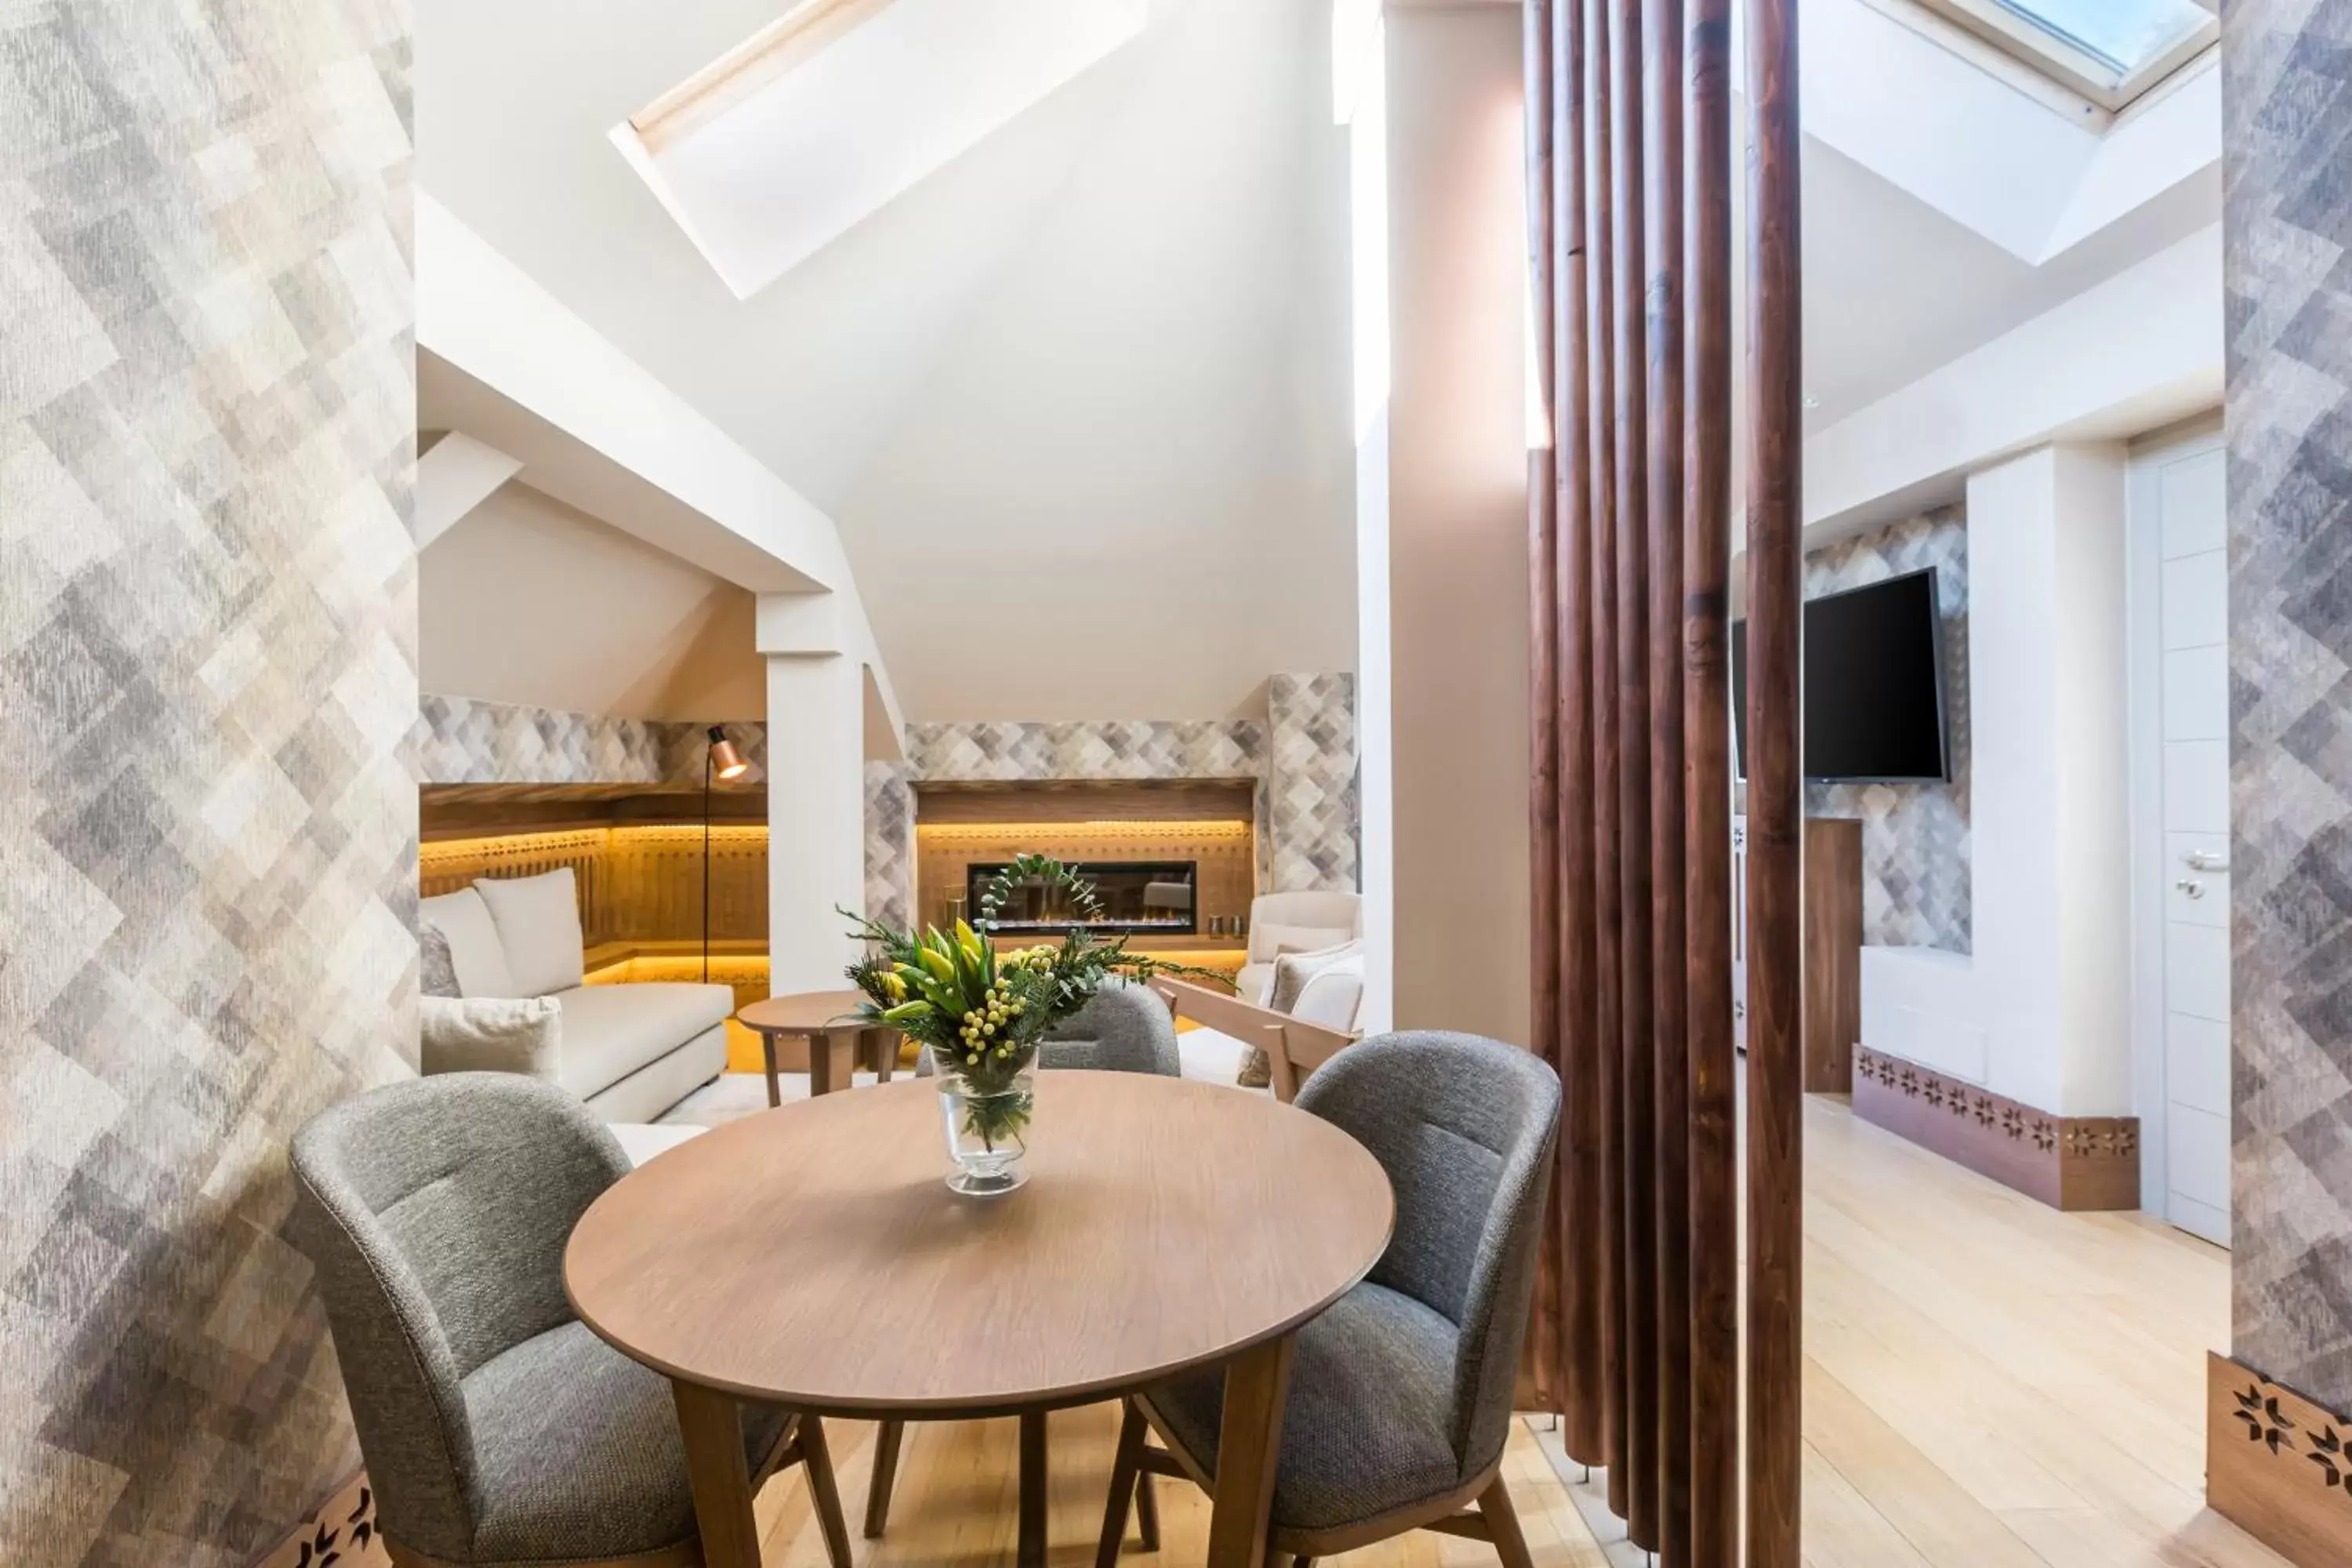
(760, 593, 871, 996)
(1368, 6, 1532, 1045)
(1966, 441, 2132, 1114)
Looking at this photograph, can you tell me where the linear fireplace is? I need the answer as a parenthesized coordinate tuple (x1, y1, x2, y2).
(971, 860, 1199, 936)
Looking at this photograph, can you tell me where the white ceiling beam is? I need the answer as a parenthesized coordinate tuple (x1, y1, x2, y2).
(413, 430, 522, 550)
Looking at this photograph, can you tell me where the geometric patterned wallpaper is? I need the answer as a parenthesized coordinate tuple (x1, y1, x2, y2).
(0, 2, 417, 1563)
(2224, 0, 2352, 1417)
(866, 679, 1362, 934)
(412, 693, 764, 787)
(1269, 673, 1360, 894)
(1803, 508, 1973, 952)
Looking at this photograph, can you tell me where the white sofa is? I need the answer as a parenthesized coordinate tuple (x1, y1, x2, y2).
(421, 869, 731, 1123)
(1236, 890, 1365, 1004)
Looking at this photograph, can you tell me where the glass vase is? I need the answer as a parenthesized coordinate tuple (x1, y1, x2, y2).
(935, 1054, 1038, 1196)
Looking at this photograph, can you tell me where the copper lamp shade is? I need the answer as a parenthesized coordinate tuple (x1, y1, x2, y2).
(708, 726, 750, 782)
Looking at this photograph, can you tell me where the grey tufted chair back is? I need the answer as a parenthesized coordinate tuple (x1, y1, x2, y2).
(289, 1073, 632, 1563)
(920, 977, 1181, 1077)
(1294, 1031, 1560, 1479)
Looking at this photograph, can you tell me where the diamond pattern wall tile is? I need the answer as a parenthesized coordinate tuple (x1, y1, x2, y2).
(0, 2, 417, 1561)
(1803, 508, 1973, 953)
(2225, 0, 2352, 1415)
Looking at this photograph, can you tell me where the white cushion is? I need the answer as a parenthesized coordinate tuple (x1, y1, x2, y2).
(420, 888, 517, 1000)
(1269, 939, 1361, 1014)
(1236, 961, 1277, 1006)
(1290, 953, 1367, 1033)
(419, 994, 561, 1078)
(474, 869, 586, 996)
(1246, 891, 1363, 963)
(1254, 922, 1356, 965)
(550, 983, 735, 1102)
(609, 1122, 709, 1167)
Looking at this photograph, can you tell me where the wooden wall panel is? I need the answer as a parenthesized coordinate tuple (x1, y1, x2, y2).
(419, 826, 769, 948)
(1803, 818, 1862, 1092)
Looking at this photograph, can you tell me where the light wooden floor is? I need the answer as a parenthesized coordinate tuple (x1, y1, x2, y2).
(746, 1405, 1606, 1566)
(744, 1091, 2281, 1566)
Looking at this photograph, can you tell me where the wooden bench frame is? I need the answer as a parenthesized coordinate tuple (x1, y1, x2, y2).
(1147, 976, 1357, 1103)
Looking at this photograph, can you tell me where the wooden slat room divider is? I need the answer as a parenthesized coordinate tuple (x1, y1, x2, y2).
(1523, 0, 1798, 1562)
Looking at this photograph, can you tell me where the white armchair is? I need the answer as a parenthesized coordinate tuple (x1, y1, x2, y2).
(1236, 890, 1363, 1005)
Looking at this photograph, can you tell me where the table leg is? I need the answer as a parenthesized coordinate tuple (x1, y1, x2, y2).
(673, 1381, 764, 1568)
(761, 1031, 781, 1109)
(1203, 1334, 1298, 1568)
(1018, 1409, 1048, 1567)
(870, 1026, 895, 1084)
(864, 1417, 905, 1538)
(810, 1031, 854, 1097)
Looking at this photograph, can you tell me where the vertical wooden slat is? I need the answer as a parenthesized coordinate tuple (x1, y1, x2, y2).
(1682, 0, 1737, 1562)
(1581, 0, 1629, 1512)
(1554, 0, 1606, 1469)
(1524, 0, 1565, 1418)
(1610, 0, 1657, 1548)
(1642, 0, 1691, 1559)
(1745, 0, 1805, 1560)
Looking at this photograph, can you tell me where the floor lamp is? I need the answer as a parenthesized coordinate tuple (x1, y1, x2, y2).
(703, 726, 750, 984)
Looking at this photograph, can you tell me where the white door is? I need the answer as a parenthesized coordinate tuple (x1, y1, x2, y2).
(2143, 440, 2230, 1247)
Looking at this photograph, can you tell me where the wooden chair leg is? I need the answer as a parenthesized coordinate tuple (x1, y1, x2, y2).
(1475, 1475, 1534, 1568)
(864, 1417, 906, 1538)
(1096, 1399, 1149, 1567)
(1135, 1470, 1160, 1551)
(797, 1413, 854, 1568)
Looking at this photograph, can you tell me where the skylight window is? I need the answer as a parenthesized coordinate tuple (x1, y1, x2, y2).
(1919, 0, 2216, 110)
(612, 0, 1148, 299)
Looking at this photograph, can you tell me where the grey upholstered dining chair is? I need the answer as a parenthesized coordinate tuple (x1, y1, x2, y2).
(873, 978, 1181, 1544)
(912, 976, 1182, 1080)
(1094, 1030, 1561, 1568)
(289, 1073, 853, 1568)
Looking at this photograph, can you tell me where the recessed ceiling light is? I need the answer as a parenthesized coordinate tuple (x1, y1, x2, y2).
(1802, 394, 1821, 410)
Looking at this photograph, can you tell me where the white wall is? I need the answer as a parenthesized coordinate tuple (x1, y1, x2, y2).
(827, 0, 1356, 720)
(420, 0, 1355, 726)
(1864, 442, 2133, 1116)
(420, 481, 766, 720)
(1370, 2, 1530, 1046)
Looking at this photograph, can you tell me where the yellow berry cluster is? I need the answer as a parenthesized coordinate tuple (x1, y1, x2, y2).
(959, 976, 1027, 1065)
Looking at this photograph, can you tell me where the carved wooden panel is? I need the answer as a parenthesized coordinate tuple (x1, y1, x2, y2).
(1851, 1047, 2139, 1211)
(2209, 1352, 2352, 1566)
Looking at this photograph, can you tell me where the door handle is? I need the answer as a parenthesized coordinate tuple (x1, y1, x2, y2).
(2175, 878, 2208, 900)
(2184, 851, 2230, 872)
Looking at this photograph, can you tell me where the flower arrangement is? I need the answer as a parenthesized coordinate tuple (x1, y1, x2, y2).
(841, 855, 1225, 1152)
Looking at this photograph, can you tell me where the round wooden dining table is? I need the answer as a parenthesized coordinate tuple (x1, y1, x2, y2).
(564, 1072, 1394, 1568)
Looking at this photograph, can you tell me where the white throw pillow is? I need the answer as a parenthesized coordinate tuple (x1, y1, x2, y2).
(1255, 922, 1356, 964)
(420, 888, 518, 1000)
(419, 994, 562, 1080)
(1268, 939, 1361, 1014)
(473, 869, 586, 997)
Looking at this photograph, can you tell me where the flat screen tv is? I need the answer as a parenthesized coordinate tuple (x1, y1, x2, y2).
(1732, 566, 1951, 783)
